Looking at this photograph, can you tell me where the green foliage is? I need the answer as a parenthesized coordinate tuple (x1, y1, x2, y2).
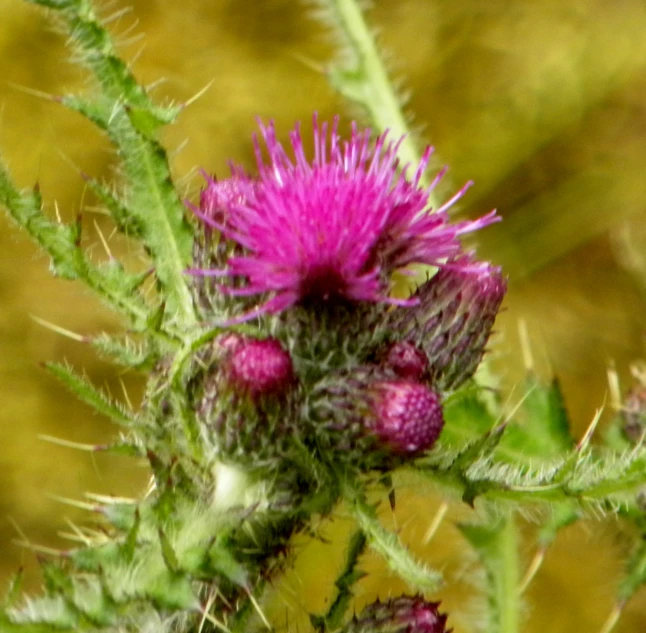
(0, 162, 152, 327)
(498, 376, 573, 461)
(44, 362, 136, 427)
(311, 529, 367, 631)
(342, 479, 443, 592)
(3, 0, 646, 632)
(26, 0, 195, 329)
(305, 0, 433, 196)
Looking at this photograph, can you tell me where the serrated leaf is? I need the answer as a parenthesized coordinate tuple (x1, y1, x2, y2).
(442, 387, 498, 445)
(67, 577, 116, 627)
(122, 509, 140, 562)
(102, 502, 138, 532)
(499, 377, 574, 461)
(0, 161, 152, 325)
(618, 537, 646, 603)
(345, 483, 442, 592)
(157, 529, 180, 573)
(40, 561, 74, 597)
(56, 11, 196, 327)
(126, 104, 181, 139)
(91, 332, 158, 368)
(26, 0, 75, 7)
(4, 594, 78, 630)
(452, 423, 507, 471)
(83, 175, 144, 237)
(44, 362, 135, 427)
(71, 542, 121, 573)
(537, 503, 579, 548)
(2, 570, 24, 609)
(319, 529, 367, 630)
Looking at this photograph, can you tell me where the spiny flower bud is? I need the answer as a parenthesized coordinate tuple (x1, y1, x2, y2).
(308, 367, 444, 468)
(199, 175, 253, 226)
(367, 380, 443, 455)
(344, 596, 450, 633)
(389, 259, 506, 392)
(383, 341, 429, 381)
(221, 335, 295, 400)
(189, 334, 296, 467)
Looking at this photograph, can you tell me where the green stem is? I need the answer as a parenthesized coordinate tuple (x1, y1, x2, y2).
(317, 0, 435, 198)
(460, 514, 520, 633)
(498, 516, 520, 633)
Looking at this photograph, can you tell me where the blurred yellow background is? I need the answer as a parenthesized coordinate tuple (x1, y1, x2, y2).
(2, 1, 646, 631)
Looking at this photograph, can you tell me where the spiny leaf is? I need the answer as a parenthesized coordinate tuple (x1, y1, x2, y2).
(314, 529, 367, 631)
(442, 387, 498, 445)
(122, 509, 141, 562)
(499, 377, 574, 461)
(2, 570, 24, 610)
(537, 502, 579, 548)
(208, 539, 249, 588)
(91, 332, 159, 368)
(0, 161, 152, 326)
(44, 362, 136, 427)
(618, 536, 646, 603)
(4, 594, 78, 630)
(308, 0, 428, 192)
(53, 2, 195, 328)
(82, 174, 144, 238)
(158, 529, 180, 573)
(343, 481, 442, 592)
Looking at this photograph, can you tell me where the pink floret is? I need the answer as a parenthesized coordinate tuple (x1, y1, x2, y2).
(191, 116, 499, 322)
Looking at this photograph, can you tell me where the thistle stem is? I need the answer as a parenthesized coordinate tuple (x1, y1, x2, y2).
(317, 0, 436, 202)
(497, 516, 520, 633)
(460, 514, 520, 633)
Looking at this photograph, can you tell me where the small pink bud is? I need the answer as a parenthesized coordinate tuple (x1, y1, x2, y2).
(368, 380, 444, 455)
(199, 175, 252, 225)
(222, 336, 295, 399)
(384, 341, 429, 381)
(344, 596, 450, 633)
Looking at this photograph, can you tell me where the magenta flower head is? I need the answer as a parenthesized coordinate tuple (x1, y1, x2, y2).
(190, 116, 498, 323)
(343, 596, 450, 633)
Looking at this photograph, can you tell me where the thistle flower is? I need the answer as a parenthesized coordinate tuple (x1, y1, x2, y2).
(190, 116, 498, 322)
(389, 258, 506, 392)
(343, 596, 450, 633)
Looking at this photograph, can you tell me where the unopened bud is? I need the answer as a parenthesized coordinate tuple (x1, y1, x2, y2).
(390, 260, 506, 391)
(343, 596, 450, 633)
